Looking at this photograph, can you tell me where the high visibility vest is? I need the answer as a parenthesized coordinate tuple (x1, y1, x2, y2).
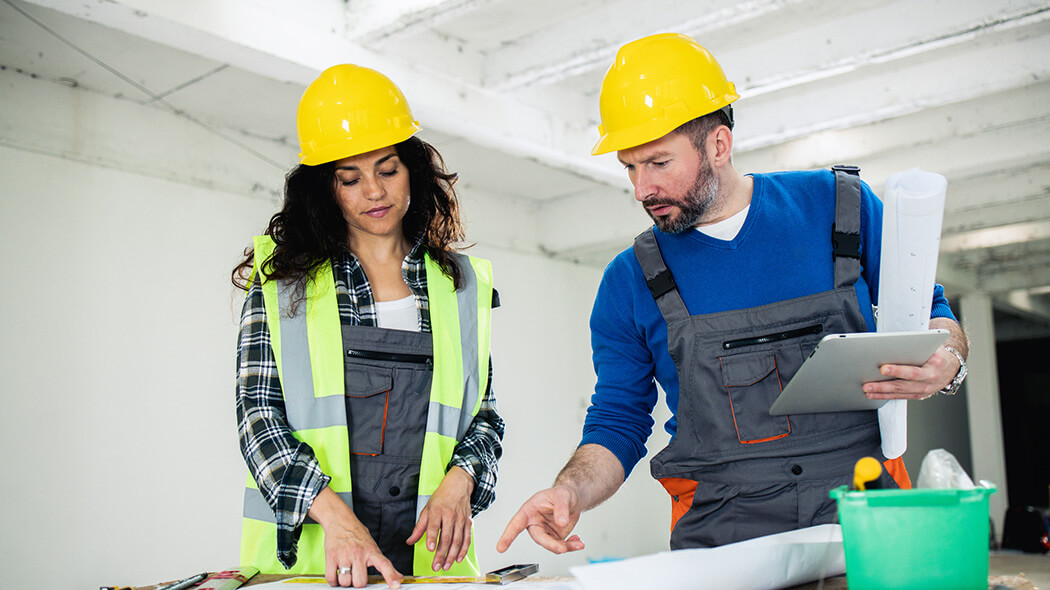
(240, 236, 493, 576)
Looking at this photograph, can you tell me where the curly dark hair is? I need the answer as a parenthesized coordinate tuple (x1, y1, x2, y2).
(231, 136, 467, 298)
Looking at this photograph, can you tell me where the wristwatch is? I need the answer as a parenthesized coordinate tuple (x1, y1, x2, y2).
(938, 346, 968, 395)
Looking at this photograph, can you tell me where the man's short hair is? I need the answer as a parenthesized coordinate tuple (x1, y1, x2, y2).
(673, 107, 733, 151)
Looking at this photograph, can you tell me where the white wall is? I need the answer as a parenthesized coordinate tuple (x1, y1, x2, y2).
(0, 144, 272, 589)
(0, 67, 673, 589)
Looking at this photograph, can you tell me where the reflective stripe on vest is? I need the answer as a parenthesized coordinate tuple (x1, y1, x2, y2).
(240, 237, 492, 576)
(412, 253, 491, 576)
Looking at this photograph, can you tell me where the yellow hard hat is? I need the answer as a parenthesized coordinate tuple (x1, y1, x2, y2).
(296, 64, 421, 165)
(591, 33, 739, 155)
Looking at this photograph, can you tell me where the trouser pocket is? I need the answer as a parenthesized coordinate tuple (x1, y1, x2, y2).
(670, 480, 798, 549)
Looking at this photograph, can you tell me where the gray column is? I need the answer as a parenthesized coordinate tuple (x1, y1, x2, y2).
(959, 292, 1008, 544)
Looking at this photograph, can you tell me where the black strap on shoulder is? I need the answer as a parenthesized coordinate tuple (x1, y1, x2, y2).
(831, 165, 862, 288)
(632, 228, 690, 325)
(646, 268, 677, 299)
(831, 227, 860, 259)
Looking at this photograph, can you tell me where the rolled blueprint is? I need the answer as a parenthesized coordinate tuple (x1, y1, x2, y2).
(876, 168, 948, 459)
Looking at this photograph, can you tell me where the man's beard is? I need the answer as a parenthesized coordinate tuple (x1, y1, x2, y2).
(644, 160, 720, 234)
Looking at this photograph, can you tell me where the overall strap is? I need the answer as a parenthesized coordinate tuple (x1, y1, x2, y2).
(831, 165, 863, 289)
(633, 228, 690, 324)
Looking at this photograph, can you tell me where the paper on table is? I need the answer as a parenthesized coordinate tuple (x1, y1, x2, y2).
(876, 168, 948, 459)
(570, 524, 844, 590)
(242, 577, 578, 590)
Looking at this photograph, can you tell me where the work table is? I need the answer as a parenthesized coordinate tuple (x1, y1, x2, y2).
(138, 551, 1049, 589)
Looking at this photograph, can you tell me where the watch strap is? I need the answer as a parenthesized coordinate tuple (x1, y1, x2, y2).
(938, 345, 967, 395)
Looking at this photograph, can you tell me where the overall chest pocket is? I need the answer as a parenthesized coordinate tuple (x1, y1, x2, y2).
(719, 351, 793, 444)
(344, 348, 433, 458)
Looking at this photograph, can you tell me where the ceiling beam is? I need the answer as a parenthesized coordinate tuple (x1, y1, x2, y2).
(18, 0, 357, 84)
(345, 0, 497, 43)
(736, 82, 1050, 195)
(482, 0, 806, 91)
(936, 258, 979, 293)
(998, 291, 1050, 322)
(946, 160, 1050, 206)
(482, 0, 1048, 101)
(946, 195, 1050, 238)
(0, 64, 287, 201)
(941, 221, 1050, 254)
(944, 236, 1050, 294)
(736, 2, 1050, 100)
(19, 0, 624, 188)
(736, 17, 1050, 152)
(979, 264, 1050, 294)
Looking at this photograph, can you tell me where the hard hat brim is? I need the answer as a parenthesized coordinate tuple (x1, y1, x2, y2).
(591, 94, 740, 155)
(591, 117, 681, 155)
(299, 123, 421, 166)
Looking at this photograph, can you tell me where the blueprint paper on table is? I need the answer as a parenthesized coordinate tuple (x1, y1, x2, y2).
(244, 577, 578, 589)
(876, 168, 948, 459)
(570, 524, 844, 590)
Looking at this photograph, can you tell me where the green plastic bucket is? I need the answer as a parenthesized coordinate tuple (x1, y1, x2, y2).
(830, 484, 996, 590)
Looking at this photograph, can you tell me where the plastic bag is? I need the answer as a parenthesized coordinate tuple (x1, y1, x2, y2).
(915, 448, 975, 489)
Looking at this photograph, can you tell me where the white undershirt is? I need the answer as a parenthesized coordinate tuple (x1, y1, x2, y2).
(695, 204, 750, 241)
(374, 295, 420, 332)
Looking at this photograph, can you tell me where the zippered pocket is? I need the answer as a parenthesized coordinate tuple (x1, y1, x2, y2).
(722, 324, 823, 351)
(346, 347, 433, 398)
(347, 348, 433, 368)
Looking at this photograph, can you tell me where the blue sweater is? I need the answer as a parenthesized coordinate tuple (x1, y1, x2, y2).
(582, 170, 957, 477)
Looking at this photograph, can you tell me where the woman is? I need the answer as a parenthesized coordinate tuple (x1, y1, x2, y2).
(232, 64, 503, 589)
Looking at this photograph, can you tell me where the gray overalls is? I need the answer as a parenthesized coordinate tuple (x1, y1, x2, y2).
(633, 167, 898, 549)
(342, 324, 433, 573)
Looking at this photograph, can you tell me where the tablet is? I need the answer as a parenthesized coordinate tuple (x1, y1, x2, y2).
(768, 329, 949, 415)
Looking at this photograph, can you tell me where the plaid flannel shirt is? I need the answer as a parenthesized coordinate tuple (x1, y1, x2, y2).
(236, 243, 504, 569)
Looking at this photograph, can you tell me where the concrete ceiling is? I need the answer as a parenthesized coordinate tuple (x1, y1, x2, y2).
(4, 0, 1050, 329)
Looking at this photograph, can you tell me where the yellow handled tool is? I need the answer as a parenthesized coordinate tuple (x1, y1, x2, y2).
(853, 456, 883, 491)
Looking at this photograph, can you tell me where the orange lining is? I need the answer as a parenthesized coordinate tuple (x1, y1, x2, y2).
(350, 389, 390, 457)
(659, 477, 697, 532)
(883, 456, 912, 489)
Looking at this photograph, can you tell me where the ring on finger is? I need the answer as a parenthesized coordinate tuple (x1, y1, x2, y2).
(338, 566, 352, 575)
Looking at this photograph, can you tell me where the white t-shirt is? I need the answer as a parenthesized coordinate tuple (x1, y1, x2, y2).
(696, 204, 750, 241)
(375, 295, 420, 332)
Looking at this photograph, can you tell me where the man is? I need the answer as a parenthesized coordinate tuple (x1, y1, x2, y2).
(497, 33, 968, 555)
